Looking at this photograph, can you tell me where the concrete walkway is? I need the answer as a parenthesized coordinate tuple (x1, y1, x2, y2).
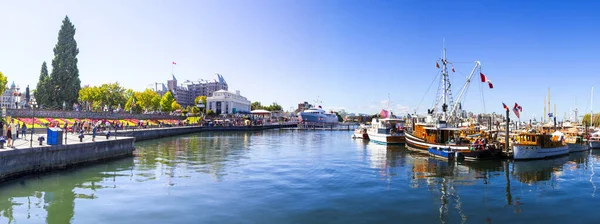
(0, 131, 122, 152)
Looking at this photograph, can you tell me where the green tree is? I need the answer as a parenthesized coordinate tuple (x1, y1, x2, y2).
(99, 82, 126, 110)
(49, 16, 81, 109)
(251, 101, 263, 110)
(206, 109, 215, 116)
(137, 89, 160, 112)
(265, 102, 282, 111)
(160, 91, 175, 112)
(35, 62, 50, 107)
(191, 106, 200, 115)
(125, 91, 142, 114)
(583, 114, 592, 126)
(172, 101, 181, 111)
(78, 85, 101, 111)
(194, 95, 207, 113)
(151, 95, 161, 111)
(334, 112, 343, 122)
(0, 72, 7, 100)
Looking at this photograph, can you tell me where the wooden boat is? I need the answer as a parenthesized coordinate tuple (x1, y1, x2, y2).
(366, 118, 405, 144)
(405, 47, 496, 159)
(457, 142, 503, 160)
(566, 135, 590, 152)
(512, 132, 568, 160)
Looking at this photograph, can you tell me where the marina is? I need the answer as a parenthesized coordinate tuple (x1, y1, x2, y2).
(3, 131, 600, 223)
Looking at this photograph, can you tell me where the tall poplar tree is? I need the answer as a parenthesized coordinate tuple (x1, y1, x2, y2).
(49, 16, 81, 109)
(35, 61, 50, 106)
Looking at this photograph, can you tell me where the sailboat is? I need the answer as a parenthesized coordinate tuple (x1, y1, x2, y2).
(405, 46, 501, 160)
(589, 86, 600, 149)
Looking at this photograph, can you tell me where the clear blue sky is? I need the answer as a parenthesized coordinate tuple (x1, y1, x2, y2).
(0, 0, 598, 120)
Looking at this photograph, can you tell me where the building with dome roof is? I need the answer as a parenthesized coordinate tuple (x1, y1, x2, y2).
(1, 82, 21, 109)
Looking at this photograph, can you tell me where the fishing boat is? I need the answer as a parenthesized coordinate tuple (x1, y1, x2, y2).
(352, 125, 369, 140)
(366, 117, 405, 144)
(565, 134, 590, 152)
(458, 141, 503, 160)
(405, 46, 498, 160)
(512, 132, 568, 160)
(590, 132, 600, 149)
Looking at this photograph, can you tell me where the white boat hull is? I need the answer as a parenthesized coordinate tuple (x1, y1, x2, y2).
(513, 145, 568, 160)
(368, 132, 405, 144)
(590, 141, 600, 149)
(567, 143, 590, 152)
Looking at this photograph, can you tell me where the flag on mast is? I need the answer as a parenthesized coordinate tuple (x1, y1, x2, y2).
(480, 72, 487, 82)
(487, 80, 494, 89)
(172, 62, 177, 65)
(452, 66, 455, 72)
(436, 62, 440, 68)
(502, 102, 509, 111)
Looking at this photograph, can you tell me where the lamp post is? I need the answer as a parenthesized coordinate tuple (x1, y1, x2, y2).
(30, 99, 37, 147)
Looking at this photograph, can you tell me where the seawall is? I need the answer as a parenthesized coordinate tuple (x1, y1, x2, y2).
(115, 124, 292, 141)
(0, 124, 296, 183)
(0, 137, 135, 183)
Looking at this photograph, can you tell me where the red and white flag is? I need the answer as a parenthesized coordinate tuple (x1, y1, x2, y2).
(172, 62, 177, 65)
(513, 103, 521, 119)
(480, 72, 487, 82)
(487, 80, 493, 89)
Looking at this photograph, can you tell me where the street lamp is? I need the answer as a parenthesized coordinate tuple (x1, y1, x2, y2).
(29, 99, 37, 147)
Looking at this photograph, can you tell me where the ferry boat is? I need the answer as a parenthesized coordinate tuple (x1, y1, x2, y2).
(352, 125, 369, 140)
(366, 118, 405, 144)
(298, 106, 338, 123)
(566, 135, 589, 152)
(512, 132, 568, 160)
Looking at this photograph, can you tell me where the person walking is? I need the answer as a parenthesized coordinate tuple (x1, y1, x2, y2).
(16, 122, 20, 139)
(21, 123, 27, 139)
(6, 121, 12, 147)
(92, 124, 97, 142)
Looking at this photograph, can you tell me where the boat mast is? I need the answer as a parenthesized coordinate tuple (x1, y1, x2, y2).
(590, 86, 594, 127)
(441, 43, 449, 121)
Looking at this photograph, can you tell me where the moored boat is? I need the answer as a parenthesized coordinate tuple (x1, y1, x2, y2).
(367, 118, 405, 144)
(405, 46, 496, 160)
(299, 105, 338, 123)
(457, 141, 503, 160)
(566, 135, 590, 152)
(352, 125, 369, 140)
(428, 146, 459, 159)
(590, 132, 600, 149)
(512, 132, 568, 160)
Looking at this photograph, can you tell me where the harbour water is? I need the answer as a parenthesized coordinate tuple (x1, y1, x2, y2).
(1, 130, 599, 224)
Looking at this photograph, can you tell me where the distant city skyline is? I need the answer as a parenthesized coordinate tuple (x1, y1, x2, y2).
(1, 0, 599, 119)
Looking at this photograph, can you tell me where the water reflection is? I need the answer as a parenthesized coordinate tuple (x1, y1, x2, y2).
(0, 158, 134, 224)
(135, 132, 257, 183)
(2, 132, 600, 223)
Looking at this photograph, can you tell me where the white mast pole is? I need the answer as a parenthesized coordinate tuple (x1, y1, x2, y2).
(592, 86, 594, 127)
(442, 41, 448, 121)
